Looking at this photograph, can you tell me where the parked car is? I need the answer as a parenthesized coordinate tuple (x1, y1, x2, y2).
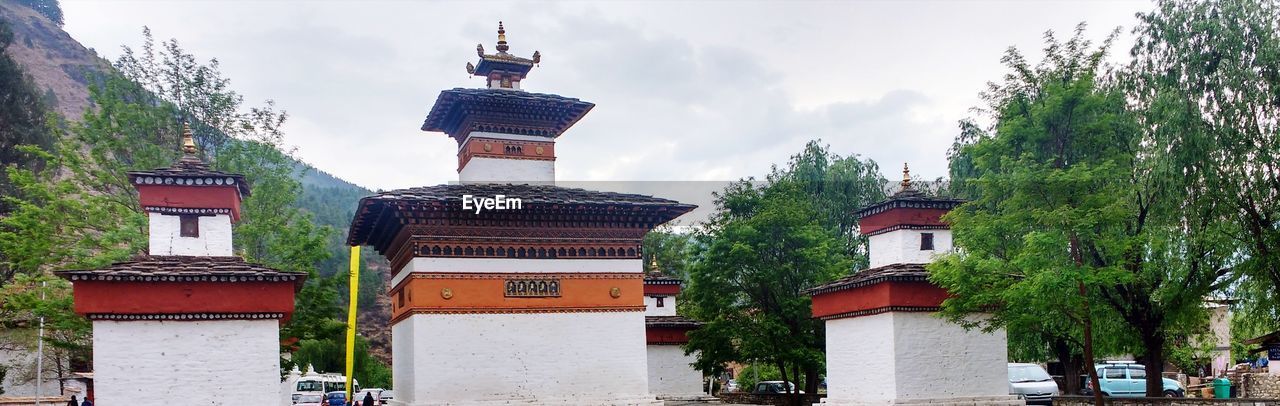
(294, 394, 324, 406)
(1008, 363, 1059, 404)
(377, 389, 395, 405)
(724, 379, 739, 393)
(354, 388, 382, 404)
(752, 380, 803, 394)
(324, 391, 348, 406)
(1083, 363, 1184, 397)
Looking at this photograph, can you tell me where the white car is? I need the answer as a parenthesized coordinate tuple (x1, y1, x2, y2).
(354, 388, 392, 405)
(293, 394, 323, 406)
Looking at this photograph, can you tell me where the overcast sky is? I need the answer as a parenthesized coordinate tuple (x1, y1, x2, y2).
(60, 0, 1150, 191)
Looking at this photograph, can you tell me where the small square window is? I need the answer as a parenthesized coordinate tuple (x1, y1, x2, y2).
(656, 297, 665, 307)
(179, 215, 200, 237)
(920, 233, 934, 250)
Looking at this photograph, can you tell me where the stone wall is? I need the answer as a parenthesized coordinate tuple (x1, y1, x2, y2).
(1053, 395, 1280, 405)
(716, 392, 825, 405)
(1244, 374, 1280, 399)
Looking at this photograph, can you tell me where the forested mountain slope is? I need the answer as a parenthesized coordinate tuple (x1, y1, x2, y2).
(0, 0, 392, 365)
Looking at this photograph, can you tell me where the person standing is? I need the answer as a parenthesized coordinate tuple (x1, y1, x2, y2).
(362, 391, 375, 406)
(66, 395, 78, 406)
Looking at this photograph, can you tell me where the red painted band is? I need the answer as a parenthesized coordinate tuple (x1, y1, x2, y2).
(810, 280, 947, 319)
(72, 280, 296, 320)
(858, 208, 950, 235)
(135, 185, 243, 222)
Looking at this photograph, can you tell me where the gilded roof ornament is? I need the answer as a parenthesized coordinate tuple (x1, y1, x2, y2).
(900, 162, 912, 191)
(496, 21, 509, 53)
(181, 122, 198, 155)
(465, 21, 540, 87)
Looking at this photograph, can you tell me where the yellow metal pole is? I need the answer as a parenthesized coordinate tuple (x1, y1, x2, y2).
(345, 246, 360, 402)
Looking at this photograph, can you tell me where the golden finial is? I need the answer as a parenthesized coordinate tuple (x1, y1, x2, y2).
(496, 21, 509, 53)
(649, 257, 659, 273)
(181, 122, 197, 155)
(900, 162, 912, 191)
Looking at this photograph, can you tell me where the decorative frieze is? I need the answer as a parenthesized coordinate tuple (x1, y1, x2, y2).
(65, 273, 300, 282)
(87, 312, 285, 321)
(143, 206, 233, 216)
(505, 278, 562, 297)
(133, 175, 238, 187)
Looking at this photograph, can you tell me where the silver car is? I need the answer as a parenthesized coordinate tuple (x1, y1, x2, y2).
(1008, 363, 1059, 404)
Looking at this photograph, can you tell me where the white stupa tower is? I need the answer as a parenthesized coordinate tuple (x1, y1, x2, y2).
(808, 164, 1020, 406)
(57, 125, 304, 406)
(347, 23, 695, 405)
(642, 261, 706, 400)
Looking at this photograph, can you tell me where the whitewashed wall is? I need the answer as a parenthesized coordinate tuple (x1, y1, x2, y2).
(643, 295, 677, 317)
(458, 157, 554, 184)
(824, 312, 1011, 405)
(93, 319, 280, 406)
(147, 213, 233, 256)
(825, 313, 899, 403)
(391, 312, 660, 406)
(867, 229, 952, 268)
(891, 312, 1008, 400)
(646, 345, 702, 398)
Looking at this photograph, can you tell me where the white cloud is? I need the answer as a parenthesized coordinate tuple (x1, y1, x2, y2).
(59, 0, 1148, 191)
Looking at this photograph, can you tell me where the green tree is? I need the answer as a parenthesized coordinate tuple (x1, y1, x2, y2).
(641, 226, 693, 280)
(934, 24, 1234, 399)
(769, 141, 887, 268)
(1128, 0, 1280, 329)
(13, 0, 63, 26)
(685, 180, 849, 405)
(0, 27, 390, 381)
(0, 19, 56, 216)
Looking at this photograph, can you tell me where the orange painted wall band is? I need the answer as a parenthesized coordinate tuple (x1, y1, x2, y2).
(390, 273, 644, 320)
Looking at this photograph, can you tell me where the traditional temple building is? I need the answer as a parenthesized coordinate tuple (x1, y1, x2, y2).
(807, 165, 1019, 406)
(642, 261, 705, 400)
(56, 125, 304, 406)
(347, 23, 695, 405)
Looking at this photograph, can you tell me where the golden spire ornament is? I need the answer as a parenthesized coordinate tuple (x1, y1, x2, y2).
(495, 21, 509, 53)
(181, 122, 198, 155)
(900, 162, 912, 191)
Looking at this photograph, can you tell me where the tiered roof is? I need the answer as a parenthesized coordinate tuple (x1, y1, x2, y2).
(645, 315, 702, 328)
(855, 163, 962, 219)
(58, 123, 299, 284)
(126, 125, 251, 196)
(58, 255, 304, 285)
(805, 263, 929, 296)
(466, 21, 540, 79)
(425, 22, 594, 142)
(346, 184, 696, 251)
(421, 88, 594, 141)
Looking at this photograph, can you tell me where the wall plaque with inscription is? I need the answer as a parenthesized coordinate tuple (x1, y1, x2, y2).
(504, 278, 561, 297)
